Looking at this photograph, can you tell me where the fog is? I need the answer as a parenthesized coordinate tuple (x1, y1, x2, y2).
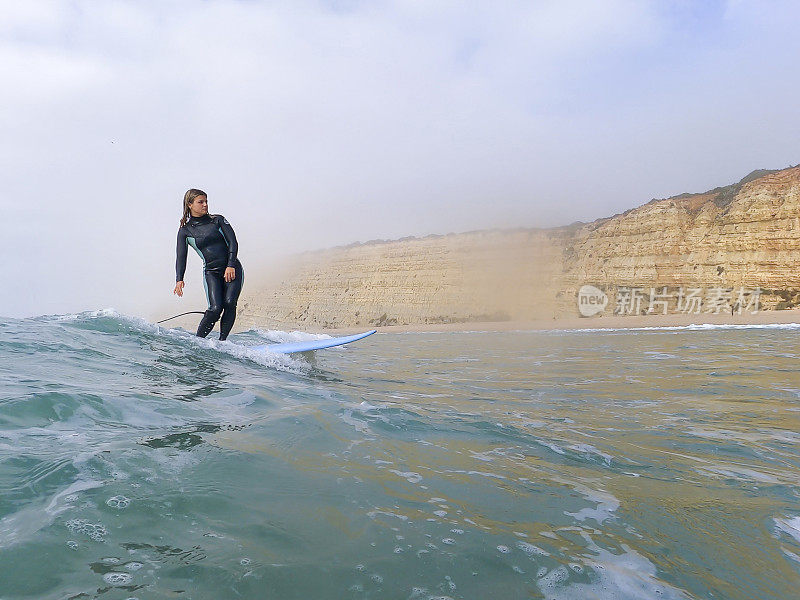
(2, 0, 799, 318)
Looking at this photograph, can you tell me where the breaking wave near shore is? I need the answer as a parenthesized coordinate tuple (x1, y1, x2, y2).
(1, 310, 800, 599)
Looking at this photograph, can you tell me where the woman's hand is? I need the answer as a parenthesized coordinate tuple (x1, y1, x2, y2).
(173, 281, 185, 297)
(224, 267, 236, 283)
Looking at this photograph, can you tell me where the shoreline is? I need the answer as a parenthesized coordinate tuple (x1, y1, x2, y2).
(310, 309, 800, 335)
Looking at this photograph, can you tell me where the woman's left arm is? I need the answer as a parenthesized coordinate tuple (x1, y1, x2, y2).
(218, 215, 239, 282)
(217, 215, 239, 268)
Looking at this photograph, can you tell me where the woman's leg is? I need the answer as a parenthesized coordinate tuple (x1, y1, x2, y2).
(196, 271, 224, 338)
(219, 264, 244, 341)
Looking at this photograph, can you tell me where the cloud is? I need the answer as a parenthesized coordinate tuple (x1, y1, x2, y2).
(1, 0, 798, 317)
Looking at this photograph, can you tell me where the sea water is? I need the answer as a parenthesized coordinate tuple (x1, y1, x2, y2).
(1, 310, 800, 599)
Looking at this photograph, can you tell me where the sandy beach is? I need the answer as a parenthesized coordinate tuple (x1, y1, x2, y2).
(317, 308, 800, 335)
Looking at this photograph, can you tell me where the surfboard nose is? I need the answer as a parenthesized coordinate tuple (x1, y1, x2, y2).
(252, 330, 377, 354)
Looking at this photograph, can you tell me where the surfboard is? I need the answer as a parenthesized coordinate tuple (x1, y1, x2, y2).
(252, 330, 377, 354)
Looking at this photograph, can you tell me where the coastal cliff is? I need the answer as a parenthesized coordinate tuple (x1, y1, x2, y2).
(237, 165, 800, 330)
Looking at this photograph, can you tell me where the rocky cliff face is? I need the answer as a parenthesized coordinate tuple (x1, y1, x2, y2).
(237, 229, 569, 329)
(238, 165, 800, 329)
(559, 166, 800, 314)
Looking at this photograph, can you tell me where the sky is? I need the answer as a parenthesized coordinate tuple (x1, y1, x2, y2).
(1, 0, 799, 318)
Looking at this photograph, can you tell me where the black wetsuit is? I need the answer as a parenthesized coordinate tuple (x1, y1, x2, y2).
(176, 214, 244, 340)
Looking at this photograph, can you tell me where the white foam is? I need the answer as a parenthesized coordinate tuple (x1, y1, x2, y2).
(366, 509, 409, 521)
(255, 328, 332, 343)
(45, 477, 104, 516)
(537, 440, 567, 455)
(0, 476, 104, 549)
(106, 495, 130, 509)
(552, 322, 800, 334)
(340, 409, 373, 435)
(435, 468, 507, 480)
(517, 541, 550, 557)
(775, 516, 800, 544)
(42, 308, 311, 374)
(537, 544, 691, 599)
(782, 548, 800, 563)
(65, 518, 107, 542)
(103, 572, 133, 586)
(564, 484, 620, 524)
(569, 443, 613, 466)
(389, 470, 423, 484)
(181, 334, 309, 374)
(699, 464, 781, 484)
(355, 401, 381, 412)
(40, 307, 122, 322)
(469, 450, 497, 462)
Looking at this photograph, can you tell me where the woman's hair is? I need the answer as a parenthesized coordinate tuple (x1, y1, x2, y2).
(181, 188, 207, 227)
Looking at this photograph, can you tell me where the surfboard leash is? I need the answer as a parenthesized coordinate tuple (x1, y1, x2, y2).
(156, 311, 206, 324)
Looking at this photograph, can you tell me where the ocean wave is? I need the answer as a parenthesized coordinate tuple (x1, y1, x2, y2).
(548, 322, 800, 334)
(23, 308, 311, 374)
(3, 310, 799, 599)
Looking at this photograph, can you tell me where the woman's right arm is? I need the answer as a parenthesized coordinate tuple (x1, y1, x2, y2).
(174, 228, 188, 296)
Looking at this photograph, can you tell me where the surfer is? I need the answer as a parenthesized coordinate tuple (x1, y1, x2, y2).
(173, 189, 244, 341)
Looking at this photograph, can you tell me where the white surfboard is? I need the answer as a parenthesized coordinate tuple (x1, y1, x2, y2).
(252, 330, 376, 354)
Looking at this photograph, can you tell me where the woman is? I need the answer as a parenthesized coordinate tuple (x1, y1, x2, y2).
(173, 189, 244, 341)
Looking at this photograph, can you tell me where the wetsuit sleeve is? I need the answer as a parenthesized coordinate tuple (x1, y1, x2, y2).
(176, 227, 188, 282)
(217, 215, 239, 268)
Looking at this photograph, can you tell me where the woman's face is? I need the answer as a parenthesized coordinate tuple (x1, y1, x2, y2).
(189, 195, 208, 217)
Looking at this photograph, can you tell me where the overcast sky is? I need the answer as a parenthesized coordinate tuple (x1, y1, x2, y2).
(2, 0, 798, 318)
